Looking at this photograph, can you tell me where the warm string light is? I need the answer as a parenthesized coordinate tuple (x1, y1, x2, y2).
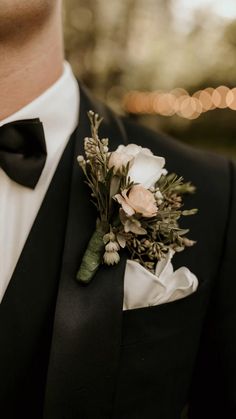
(123, 86, 236, 119)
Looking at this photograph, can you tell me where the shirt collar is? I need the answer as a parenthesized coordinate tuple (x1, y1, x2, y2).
(0, 61, 80, 156)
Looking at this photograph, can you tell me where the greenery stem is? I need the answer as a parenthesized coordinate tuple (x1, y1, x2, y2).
(76, 224, 108, 284)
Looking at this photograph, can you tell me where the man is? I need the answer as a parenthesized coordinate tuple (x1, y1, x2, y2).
(0, 1, 235, 418)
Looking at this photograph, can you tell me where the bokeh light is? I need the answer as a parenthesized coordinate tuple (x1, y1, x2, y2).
(123, 86, 236, 120)
(64, 0, 236, 156)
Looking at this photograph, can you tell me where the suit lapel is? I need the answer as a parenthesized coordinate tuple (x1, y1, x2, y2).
(44, 84, 128, 419)
(0, 133, 75, 416)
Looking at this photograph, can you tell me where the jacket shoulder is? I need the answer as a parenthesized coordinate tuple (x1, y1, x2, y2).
(121, 117, 230, 186)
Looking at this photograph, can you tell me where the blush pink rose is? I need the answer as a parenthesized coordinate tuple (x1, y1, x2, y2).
(115, 185, 158, 218)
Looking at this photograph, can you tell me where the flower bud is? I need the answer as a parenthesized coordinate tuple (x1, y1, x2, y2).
(101, 138, 109, 146)
(155, 189, 163, 201)
(77, 155, 85, 163)
(182, 238, 196, 247)
(103, 251, 120, 266)
(105, 241, 120, 252)
(103, 232, 116, 243)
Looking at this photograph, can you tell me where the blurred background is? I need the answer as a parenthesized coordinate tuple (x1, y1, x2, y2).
(63, 0, 236, 157)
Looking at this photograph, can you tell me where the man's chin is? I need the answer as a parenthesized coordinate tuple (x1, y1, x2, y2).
(0, 0, 56, 43)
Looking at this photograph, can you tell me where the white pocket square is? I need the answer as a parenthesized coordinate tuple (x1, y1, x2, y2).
(123, 249, 198, 310)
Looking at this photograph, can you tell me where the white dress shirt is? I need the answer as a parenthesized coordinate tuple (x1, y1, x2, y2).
(0, 62, 80, 303)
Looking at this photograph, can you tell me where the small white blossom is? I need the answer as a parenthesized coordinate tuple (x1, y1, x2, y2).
(77, 155, 85, 163)
(101, 138, 109, 146)
(105, 241, 120, 252)
(155, 189, 163, 200)
(103, 232, 116, 244)
(103, 251, 120, 266)
(182, 238, 196, 247)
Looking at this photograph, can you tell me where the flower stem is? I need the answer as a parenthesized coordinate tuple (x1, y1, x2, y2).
(76, 224, 108, 284)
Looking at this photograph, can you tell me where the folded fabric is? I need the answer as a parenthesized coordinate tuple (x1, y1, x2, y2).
(123, 249, 198, 310)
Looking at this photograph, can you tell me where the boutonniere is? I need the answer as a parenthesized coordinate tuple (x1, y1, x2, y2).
(76, 111, 197, 284)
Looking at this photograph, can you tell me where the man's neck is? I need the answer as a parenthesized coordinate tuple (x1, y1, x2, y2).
(0, 6, 64, 121)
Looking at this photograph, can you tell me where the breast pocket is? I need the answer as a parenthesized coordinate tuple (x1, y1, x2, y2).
(114, 279, 213, 419)
(121, 277, 212, 347)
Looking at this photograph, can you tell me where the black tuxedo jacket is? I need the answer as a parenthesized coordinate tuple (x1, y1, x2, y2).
(1, 84, 236, 419)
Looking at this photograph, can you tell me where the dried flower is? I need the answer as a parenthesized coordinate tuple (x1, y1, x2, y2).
(116, 233, 127, 248)
(155, 188, 163, 204)
(103, 234, 120, 266)
(119, 210, 147, 235)
(103, 232, 116, 244)
(101, 138, 109, 146)
(181, 237, 196, 247)
(103, 250, 120, 265)
(105, 241, 120, 252)
(77, 155, 86, 168)
(77, 155, 84, 163)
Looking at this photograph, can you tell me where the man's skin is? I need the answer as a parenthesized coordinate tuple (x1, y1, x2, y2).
(0, 0, 63, 121)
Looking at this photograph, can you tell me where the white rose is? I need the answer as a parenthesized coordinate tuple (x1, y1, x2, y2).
(109, 143, 167, 189)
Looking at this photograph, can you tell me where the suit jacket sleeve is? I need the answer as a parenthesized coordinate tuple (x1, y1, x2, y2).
(189, 159, 236, 418)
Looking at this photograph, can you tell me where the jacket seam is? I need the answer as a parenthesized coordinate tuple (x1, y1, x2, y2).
(216, 159, 235, 281)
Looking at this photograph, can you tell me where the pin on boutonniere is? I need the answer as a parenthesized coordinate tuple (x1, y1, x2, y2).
(76, 111, 197, 284)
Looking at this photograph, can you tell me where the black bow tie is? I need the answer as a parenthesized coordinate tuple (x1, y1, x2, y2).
(0, 118, 47, 189)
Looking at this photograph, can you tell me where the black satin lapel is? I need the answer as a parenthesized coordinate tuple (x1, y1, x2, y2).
(0, 133, 75, 416)
(44, 84, 128, 419)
